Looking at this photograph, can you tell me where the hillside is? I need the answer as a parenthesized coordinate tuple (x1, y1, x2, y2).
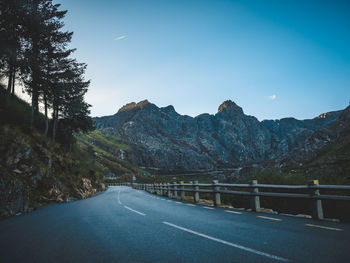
(76, 129, 149, 182)
(0, 88, 106, 218)
(274, 104, 350, 183)
(92, 99, 343, 174)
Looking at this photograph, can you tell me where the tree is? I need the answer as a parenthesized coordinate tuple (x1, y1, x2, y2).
(1, 0, 94, 146)
(49, 57, 93, 144)
(40, 11, 74, 136)
(0, 0, 26, 95)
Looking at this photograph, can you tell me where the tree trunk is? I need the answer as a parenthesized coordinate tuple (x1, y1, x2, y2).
(44, 92, 48, 136)
(30, 76, 39, 129)
(30, 97, 34, 129)
(52, 107, 58, 143)
(32, 81, 39, 113)
(11, 69, 15, 95)
(7, 67, 13, 94)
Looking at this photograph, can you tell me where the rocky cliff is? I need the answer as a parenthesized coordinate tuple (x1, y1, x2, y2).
(0, 89, 107, 218)
(272, 105, 350, 178)
(93, 100, 342, 172)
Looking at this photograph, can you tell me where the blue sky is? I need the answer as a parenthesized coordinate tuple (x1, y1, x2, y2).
(54, 0, 350, 120)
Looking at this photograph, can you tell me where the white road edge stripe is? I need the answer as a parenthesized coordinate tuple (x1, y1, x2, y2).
(162, 221, 289, 262)
(124, 206, 146, 216)
(117, 189, 122, 205)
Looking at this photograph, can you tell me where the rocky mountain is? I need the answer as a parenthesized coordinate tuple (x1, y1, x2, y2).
(273, 104, 350, 178)
(93, 100, 343, 172)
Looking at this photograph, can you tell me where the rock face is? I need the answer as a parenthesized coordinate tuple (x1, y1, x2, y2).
(93, 100, 342, 172)
(0, 125, 106, 218)
(275, 105, 350, 170)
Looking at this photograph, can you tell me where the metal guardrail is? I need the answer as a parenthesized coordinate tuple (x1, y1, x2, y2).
(108, 182, 130, 186)
(119, 180, 350, 220)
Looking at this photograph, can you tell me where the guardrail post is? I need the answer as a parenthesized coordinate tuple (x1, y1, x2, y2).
(167, 183, 172, 198)
(193, 181, 199, 203)
(250, 180, 261, 212)
(163, 183, 167, 196)
(307, 180, 324, 220)
(159, 183, 163, 196)
(180, 181, 185, 200)
(212, 180, 221, 206)
(173, 182, 178, 198)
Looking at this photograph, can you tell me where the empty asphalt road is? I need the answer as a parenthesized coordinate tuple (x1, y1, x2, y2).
(1, 186, 349, 263)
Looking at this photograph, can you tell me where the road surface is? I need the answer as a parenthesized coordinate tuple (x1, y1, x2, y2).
(0, 186, 349, 262)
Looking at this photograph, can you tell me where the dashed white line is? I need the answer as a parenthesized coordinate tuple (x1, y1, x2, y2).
(203, 206, 215, 210)
(176, 202, 182, 204)
(225, 210, 242, 215)
(186, 204, 196, 207)
(124, 206, 146, 216)
(257, 216, 282, 221)
(117, 189, 122, 205)
(306, 224, 343, 231)
(162, 221, 289, 262)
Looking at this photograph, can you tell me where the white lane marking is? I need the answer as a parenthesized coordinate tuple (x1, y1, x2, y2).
(176, 202, 182, 204)
(117, 189, 122, 205)
(306, 224, 343, 231)
(203, 206, 215, 210)
(225, 210, 242, 215)
(162, 222, 289, 262)
(160, 199, 165, 200)
(257, 216, 282, 221)
(167, 200, 172, 202)
(186, 204, 196, 207)
(124, 206, 146, 216)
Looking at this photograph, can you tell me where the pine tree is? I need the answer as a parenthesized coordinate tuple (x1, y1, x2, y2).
(0, 0, 26, 95)
(1, 0, 94, 145)
(50, 57, 93, 144)
(22, 0, 69, 127)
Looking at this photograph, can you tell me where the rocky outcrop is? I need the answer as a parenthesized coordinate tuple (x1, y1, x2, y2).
(274, 105, 350, 170)
(93, 100, 342, 172)
(0, 125, 106, 218)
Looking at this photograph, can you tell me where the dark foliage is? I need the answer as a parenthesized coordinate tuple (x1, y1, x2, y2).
(0, 0, 93, 146)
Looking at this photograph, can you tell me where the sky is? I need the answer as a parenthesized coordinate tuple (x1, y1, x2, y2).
(52, 0, 350, 120)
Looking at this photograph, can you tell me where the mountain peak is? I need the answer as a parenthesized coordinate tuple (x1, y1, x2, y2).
(117, 99, 152, 113)
(217, 100, 243, 114)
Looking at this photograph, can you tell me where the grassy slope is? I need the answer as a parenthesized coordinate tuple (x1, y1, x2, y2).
(75, 129, 148, 182)
(0, 88, 105, 217)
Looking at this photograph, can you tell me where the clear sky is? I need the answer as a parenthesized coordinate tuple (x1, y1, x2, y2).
(54, 0, 350, 120)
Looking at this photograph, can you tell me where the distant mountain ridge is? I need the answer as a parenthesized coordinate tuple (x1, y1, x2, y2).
(93, 100, 343, 172)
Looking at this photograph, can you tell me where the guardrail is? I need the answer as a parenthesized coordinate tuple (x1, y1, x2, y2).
(108, 182, 130, 186)
(124, 180, 350, 220)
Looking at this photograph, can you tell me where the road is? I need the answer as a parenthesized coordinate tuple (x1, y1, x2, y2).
(0, 186, 349, 263)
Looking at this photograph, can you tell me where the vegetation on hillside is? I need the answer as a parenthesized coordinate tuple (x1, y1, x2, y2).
(76, 130, 148, 183)
(0, 0, 106, 218)
(0, 0, 93, 145)
(0, 88, 105, 217)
